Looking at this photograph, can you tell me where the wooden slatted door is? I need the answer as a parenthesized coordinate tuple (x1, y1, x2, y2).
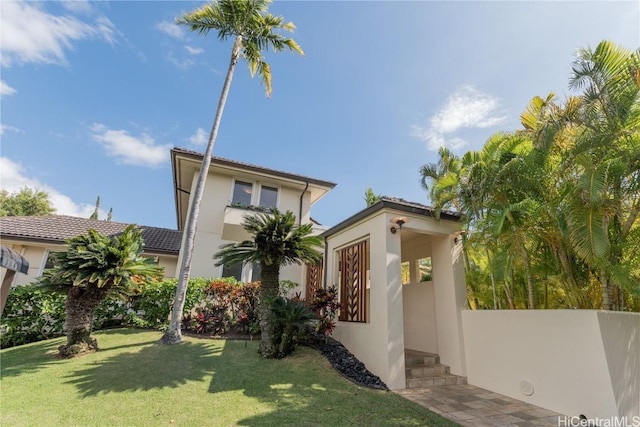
(305, 260, 323, 300)
(338, 240, 368, 322)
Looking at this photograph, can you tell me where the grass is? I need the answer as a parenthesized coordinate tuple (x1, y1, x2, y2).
(0, 328, 459, 427)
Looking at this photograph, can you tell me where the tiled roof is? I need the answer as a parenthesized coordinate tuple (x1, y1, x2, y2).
(0, 215, 182, 254)
(322, 196, 462, 238)
(172, 147, 337, 188)
(378, 196, 462, 219)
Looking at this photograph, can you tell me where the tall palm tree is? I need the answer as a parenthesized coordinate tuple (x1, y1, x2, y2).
(162, 0, 303, 344)
(565, 41, 640, 310)
(40, 226, 163, 357)
(214, 209, 322, 358)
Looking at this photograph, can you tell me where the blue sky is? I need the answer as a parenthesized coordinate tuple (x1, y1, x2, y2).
(1, 0, 638, 230)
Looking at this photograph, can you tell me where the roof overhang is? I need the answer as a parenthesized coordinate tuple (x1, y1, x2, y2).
(172, 147, 337, 230)
(322, 197, 462, 239)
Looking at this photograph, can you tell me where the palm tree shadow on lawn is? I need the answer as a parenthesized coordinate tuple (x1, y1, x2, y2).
(64, 337, 222, 398)
(0, 339, 63, 379)
(209, 340, 449, 427)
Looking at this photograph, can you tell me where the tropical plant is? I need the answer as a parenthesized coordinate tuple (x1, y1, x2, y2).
(270, 296, 316, 357)
(420, 41, 640, 311)
(162, 0, 304, 345)
(364, 188, 381, 207)
(214, 209, 322, 357)
(39, 226, 163, 357)
(0, 187, 55, 216)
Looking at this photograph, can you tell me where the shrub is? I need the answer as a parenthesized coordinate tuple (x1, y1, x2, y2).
(307, 286, 340, 336)
(183, 279, 260, 336)
(0, 285, 66, 347)
(1, 277, 261, 348)
(270, 296, 317, 358)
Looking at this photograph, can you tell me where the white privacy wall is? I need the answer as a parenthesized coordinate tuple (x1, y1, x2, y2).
(461, 310, 640, 418)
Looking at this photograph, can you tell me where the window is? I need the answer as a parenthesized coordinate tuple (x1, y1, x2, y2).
(401, 261, 411, 285)
(38, 250, 57, 276)
(222, 262, 243, 282)
(251, 261, 261, 282)
(337, 239, 369, 323)
(232, 181, 253, 206)
(417, 257, 432, 282)
(259, 186, 278, 209)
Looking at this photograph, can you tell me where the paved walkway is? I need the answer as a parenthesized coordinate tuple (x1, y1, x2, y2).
(395, 384, 563, 426)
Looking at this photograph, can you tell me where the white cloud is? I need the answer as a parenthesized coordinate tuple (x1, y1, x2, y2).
(167, 54, 195, 70)
(0, 124, 23, 136)
(189, 127, 208, 145)
(0, 0, 115, 67)
(90, 123, 170, 167)
(412, 85, 505, 151)
(0, 157, 105, 218)
(60, 0, 94, 14)
(155, 20, 184, 39)
(184, 45, 204, 55)
(0, 80, 16, 96)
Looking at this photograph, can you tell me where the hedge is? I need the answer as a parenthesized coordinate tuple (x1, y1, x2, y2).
(0, 277, 257, 348)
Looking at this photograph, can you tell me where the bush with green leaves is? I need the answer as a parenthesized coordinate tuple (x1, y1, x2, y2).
(0, 285, 66, 347)
(270, 296, 317, 358)
(0, 277, 261, 348)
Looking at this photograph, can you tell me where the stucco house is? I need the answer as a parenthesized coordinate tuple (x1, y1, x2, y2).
(1, 147, 636, 418)
(0, 215, 182, 286)
(170, 147, 336, 285)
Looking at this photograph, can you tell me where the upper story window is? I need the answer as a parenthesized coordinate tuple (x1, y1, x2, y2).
(259, 186, 278, 209)
(232, 181, 253, 206)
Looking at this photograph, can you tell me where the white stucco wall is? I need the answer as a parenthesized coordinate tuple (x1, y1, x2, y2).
(461, 310, 640, 418)
(431, 235, 467, 376)
(401, 236, 438, 354)
(328, 212, 407, 390)
(182, 170, 311, 286)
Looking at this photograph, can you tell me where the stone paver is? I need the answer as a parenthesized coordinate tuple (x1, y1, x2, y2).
(395, 384, 564, 426)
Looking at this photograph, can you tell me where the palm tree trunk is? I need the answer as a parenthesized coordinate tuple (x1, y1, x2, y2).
(60, 286, 110, 357)
(162, 35, 243, 345)
(600, 268, 613, 310)
(521, 245, 535, 309)
(259, 263, 280, 358)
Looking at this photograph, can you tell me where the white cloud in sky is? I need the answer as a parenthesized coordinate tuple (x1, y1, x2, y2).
(90, 123, 170, 167)
(189, 127, 207, 145)
(0, 80, 17, 96)
(155, 20, 184, 39)
(0, 0, 116, 67)
(168, 55, 195, 70)
(412, 85, 505, 151)
(60, 0, 94, 14)
(0, 124, 24, 136)
(0, 157, 105, 218)
(184, 45, 204, 55)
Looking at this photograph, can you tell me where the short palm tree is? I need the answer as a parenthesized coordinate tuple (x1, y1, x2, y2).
(162, 0, 304, 345)
(40, 226, 163, 357)
(214, 209, 322, 358)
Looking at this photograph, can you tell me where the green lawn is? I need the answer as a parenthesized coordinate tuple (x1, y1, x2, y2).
(0, 329, 458, 427)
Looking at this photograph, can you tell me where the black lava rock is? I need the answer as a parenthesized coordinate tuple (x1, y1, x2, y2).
(307, 332, 388, 390)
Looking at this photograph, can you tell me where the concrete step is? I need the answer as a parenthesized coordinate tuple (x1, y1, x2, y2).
(406, 374, 468, 388)
(404, 350, 439, 367)
(404, 349, 467, 389)
(406, 363, 450, 377)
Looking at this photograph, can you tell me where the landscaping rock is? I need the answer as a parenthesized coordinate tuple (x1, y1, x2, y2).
(307, 332, 388, 390)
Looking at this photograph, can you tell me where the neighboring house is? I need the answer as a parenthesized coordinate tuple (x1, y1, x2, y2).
(0, 215, 182, 286)
(171, 147, 336, 286)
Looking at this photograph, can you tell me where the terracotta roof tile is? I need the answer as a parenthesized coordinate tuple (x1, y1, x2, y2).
(0, 215, 182, 254)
